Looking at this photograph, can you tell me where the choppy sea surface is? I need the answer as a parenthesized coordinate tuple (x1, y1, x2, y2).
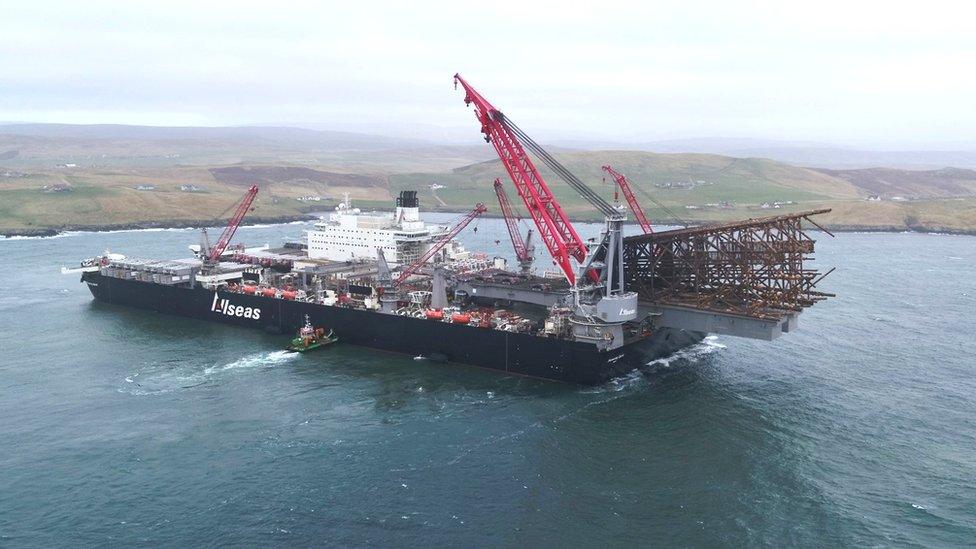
(1, 217, 974, 547)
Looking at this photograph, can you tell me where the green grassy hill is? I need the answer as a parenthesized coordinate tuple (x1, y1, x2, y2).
(0, 167, 335, 231)
(390, 151, 861, 220)
(3, 146, 976, 235)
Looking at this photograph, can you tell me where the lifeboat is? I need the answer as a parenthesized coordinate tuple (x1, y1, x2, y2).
(261, 288, 277, 298)
(425, 309, 444, 320)
(451, 313, 471, 324)
(242, 285, 257, 295)
(281, 290, 297, 300)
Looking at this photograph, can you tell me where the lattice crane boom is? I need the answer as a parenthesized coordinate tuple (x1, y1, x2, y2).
(454, 73, 589, 284)
(208, 185, 258, 261)
(493, 178, 529, 262)
(602, 165, 652, 234)
(395, 202, 487, 286)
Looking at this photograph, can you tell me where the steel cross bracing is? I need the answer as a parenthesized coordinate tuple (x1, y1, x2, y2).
(454, 73, 590, 284)
(622, 209, 835, 320)
(492, 178, 530, 263)
(208, 185, 258, 261)
(395, 202, 487, 286)
(602, 165, 652, 234)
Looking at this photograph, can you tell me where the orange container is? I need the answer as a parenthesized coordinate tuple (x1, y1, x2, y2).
(451, 313, 471, 324)
(425, 309, 444, 320)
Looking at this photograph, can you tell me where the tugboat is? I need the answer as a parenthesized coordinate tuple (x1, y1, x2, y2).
(287, 314, 337, 352)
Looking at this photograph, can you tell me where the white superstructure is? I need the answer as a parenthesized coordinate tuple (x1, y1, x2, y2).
(307, 191, 468, 267)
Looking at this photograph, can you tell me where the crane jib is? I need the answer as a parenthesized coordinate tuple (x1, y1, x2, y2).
(208, 185, 259, 262)
(394, 203, 487, 286)
(453, 73, 604, 284)
(493, 179, 530, 262)
(603, 165, 652, 235)
(498, 114, 618, 218)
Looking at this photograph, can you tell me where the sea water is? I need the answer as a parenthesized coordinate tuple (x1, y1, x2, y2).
(1, 217, 974, 546)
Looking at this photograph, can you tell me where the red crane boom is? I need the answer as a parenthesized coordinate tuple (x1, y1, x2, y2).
(454, 73, 589, 284)
(602, 165, 652, 234)
(208, 185, 259, 261)
(492, 178, 530, 262)
(395, 202, 487, 285)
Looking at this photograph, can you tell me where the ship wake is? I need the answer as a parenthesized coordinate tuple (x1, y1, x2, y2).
(582, 336, 727, 394)
(120, 350, 298, 395)
(203, 350, 297, 375)
(645, 335, 726, 369)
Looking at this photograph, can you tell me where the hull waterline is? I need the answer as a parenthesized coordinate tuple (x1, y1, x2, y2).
(82, 272, 705, 385)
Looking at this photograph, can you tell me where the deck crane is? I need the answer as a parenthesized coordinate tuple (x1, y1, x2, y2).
(602, 165, 652, 234)
(199, 184, 259, 263)
(492, 178, 535, 274)
(454, 73, 614, 285)
(395, 202, 487, 286)
(454, 74, 638, 349)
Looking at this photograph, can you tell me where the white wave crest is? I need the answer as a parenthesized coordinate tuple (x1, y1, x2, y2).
(646, 336, 726, 369)
(1, 227, 200, 241)
(120, 350, 299, 396)
(579, 336, 727, 394)
(1, 232, 74, 241)
(595, 369, 648, 393)
(204, 350, 297, 375)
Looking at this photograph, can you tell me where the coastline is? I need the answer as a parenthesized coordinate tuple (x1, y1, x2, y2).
(818, 223, 976, 237)
(0, 214, 316, 238)
(439, 210, 976, 237)
(3, 212, 975, 238)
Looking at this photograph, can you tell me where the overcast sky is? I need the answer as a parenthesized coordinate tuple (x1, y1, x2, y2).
(2, 1, 974, 147)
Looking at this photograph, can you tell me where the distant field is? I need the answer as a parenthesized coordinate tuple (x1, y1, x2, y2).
(390, 151, 851, 215)
(2, 124, 975, 235)
(389, 151, 976, 233)
(0, 166, 391, 232)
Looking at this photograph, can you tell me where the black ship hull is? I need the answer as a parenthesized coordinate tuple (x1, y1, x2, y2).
(81, 272, 705, 385)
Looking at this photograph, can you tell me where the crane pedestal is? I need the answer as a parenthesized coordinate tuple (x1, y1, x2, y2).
(379, 291, 399, 313)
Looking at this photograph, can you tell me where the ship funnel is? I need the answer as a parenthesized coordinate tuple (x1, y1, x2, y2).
(395, 190, 421, 223)
(396, 190, 419, 208)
